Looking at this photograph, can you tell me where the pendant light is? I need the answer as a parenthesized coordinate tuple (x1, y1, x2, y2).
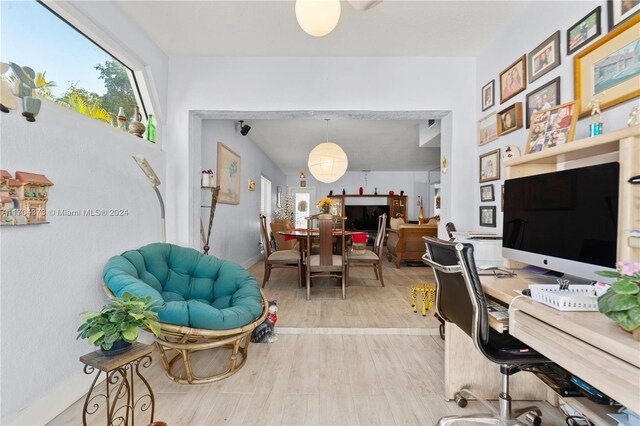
(295, 0, 341, 37)
(308, 119, 348, 183)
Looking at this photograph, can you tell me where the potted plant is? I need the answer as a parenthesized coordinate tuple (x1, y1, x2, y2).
(596, 261, 640, 340)
(77, 292, 161, 356)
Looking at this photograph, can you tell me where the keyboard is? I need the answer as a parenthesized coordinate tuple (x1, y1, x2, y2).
(486, 299, 509, 321)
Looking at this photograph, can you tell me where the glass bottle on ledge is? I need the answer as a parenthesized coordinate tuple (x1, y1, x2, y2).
(589, 99, 603, 137)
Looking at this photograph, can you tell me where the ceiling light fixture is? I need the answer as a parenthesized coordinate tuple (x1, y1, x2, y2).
(308, 119, 348, 183)
(295, 0, 341, 37)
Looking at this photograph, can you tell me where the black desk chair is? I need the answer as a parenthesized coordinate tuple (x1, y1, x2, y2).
(422, 236, 546, 426)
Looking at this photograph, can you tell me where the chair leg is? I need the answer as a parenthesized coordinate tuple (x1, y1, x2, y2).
(373, 265, 379, 279)
(297, 261, 302, 288)
(411, 287, 418, 313)
(306, 270, 311, 300)
(262, 264, 271, 288)
(377, 262, 385, 287)
(341, 271, 346, 300)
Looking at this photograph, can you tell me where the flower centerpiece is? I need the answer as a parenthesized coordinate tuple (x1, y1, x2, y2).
(316, 197, 334, 214)
(596, 261, 640, 340)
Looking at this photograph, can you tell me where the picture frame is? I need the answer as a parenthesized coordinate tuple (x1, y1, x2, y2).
(300, 180, 306, 188)
(608, 0, 640, 30)
(528, 31, 561, 83)
(480, 184, 495, 202)
(480, 206, 497, 227)
(276, 186, 282, 208)
(247, 179, 256, 191)
(477, 112, 498, 146)
(525, 77, 561, 128)
(575, 15, 640, 116)
(500, 55, 526, 103)
(501, 185, 505, 212)
(525, 101, 578, 154)
(497, 103, 523, 136)
(482, 80, 495, 111)
(217, 142, 241, 205)
(567, 7, 601, 55)
(479, 149, 501, 183)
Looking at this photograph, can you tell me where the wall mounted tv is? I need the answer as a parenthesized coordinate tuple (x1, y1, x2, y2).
(502, 162, 619, 281)
(344, 205, 389, 231)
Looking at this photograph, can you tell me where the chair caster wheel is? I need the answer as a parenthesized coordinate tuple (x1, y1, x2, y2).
(454, 392, 467, 408)
(524, 412, 541, 426)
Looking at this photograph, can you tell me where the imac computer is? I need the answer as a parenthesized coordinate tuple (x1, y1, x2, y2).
(502, 162, 619, 282)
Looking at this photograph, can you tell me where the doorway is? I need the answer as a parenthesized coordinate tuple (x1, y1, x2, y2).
(289, 187, 316, 228)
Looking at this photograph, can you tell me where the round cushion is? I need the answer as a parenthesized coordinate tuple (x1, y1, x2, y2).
(103, 243, 263, 330)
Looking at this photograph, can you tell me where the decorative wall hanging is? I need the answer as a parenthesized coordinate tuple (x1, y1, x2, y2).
(0, 170, 53, 225)
(217, 142, 241, 205)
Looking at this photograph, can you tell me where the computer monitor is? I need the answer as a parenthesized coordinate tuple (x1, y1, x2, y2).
(502, 162, 619, 281)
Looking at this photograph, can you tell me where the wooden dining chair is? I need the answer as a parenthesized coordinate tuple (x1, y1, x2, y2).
(305, 213, 347, 300)
(346, 213, 386, 287)
(259, 214, 302, 288)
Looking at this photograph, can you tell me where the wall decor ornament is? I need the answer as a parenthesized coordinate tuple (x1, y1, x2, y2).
(480, 184, 495, 202)
(478, 112, 498, 145)
(7, 62, 50, 122)
(528, 31, 561, 83)
(497, 103, 523, 136)
(482, 80, 495, 111)
(525, 76, 561, 128)
(479, 149, 500, 183)
(608, 0, 640, 30)
(248, 179, 256, 191)
(499, 55, 526, 103)
(525, 101, 578, 154)
(479, 206, 497, 227)
(0, 170, 53, 225)
(574, 15, 640, 117)
(217, 142, 241, 205)
(567, 6, 602, 55)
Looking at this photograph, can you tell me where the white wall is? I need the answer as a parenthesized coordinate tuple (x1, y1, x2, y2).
(0, 101, 165, 423)
(200, 120, 286, 266)
(475, 0, 638, 233)
(165, 57, 477, 251)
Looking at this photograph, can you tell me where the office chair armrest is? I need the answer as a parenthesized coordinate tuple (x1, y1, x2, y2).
(421, 253, 462, 274)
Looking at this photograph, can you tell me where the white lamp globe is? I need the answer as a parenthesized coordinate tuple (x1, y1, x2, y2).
(295, 0, 341, 37)
(308, 142, 348, 183)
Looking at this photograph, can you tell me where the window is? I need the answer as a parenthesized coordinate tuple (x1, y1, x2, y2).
(1, 1, 151, 138)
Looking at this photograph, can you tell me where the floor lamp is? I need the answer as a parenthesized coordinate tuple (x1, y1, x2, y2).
(132, 155, 166, 242)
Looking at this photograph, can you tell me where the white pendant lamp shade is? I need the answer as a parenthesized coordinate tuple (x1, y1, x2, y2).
(295, 0, 341, 37)
(308, 142, 348, 183)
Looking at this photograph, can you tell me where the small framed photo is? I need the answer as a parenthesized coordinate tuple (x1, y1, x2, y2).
(525, 77, 561, 128)
(480, 206, 497, 227)
(300, 180, 306, 187)
(528, 31, 561, 83)
(479, 149, 501, 183)
(608, 0, 640, 30)
(525, 101, 578, 154)
(480, 184, 495, 202)
(482, 80, 495, 111)
(575, 15, 640, 116)
(500, 55, 526, 103)
(497, 103, 523, 136)
(567, 7, 601, 55)
(478, 112, 498, 146)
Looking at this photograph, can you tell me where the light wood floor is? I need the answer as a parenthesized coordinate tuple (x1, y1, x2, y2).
(50, 260, 565, 425)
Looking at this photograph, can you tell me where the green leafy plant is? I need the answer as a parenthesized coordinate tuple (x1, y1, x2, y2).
(596, 261, 640, 332)
(77, 292, 161, 351)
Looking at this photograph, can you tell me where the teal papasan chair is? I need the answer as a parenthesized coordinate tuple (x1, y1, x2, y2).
(103, 243, 267, 384)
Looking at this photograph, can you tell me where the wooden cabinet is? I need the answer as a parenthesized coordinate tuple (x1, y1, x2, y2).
(327, 194, 408, 221)
(504, 125, 640, 262)
(388, 195, 407, 220)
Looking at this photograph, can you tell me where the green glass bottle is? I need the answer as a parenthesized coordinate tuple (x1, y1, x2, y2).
(145, 114, 156, 143)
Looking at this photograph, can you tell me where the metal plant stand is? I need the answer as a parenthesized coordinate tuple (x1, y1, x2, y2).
(80, 342, 155, 426)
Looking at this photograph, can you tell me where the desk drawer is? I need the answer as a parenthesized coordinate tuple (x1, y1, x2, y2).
(511, 309, 640, 414)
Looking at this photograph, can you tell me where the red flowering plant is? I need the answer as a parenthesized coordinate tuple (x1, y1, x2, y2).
(596, 261, 640, 332)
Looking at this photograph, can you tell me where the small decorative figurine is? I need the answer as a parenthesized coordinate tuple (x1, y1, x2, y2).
(342, 189, 346, 195)
(8, 62, 47, 122)
(128, 106, 145, 137)
(359, 186, 364, 195)
(400, 190, 405, 196)
(374, 187, 378, 195)
(589, 98, 603, 137)
(251, 301, 278, 343)
(329, 190, 333, 196)
(628, 105, 640, 127)
(0, 62, 17, 113)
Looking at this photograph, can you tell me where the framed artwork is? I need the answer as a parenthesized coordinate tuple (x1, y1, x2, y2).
(497, 103, 523, 136)
(300, 180, 306, 187)
(480, 206, 497, 227)
(217, 142, 241, 205)
(276, 186, 282, 208)
(479, 149, 501, 183)
(528, 31, 561, 83)
(525, 101, 578, 154)
(482, 80, 495, 111)
(501, 185, 505, 212)
(480, 184, 495, 202)
(500, 55, 526, 103)
(478, 112, 498, 146)
(575, 15, 640, 116)
(567, 7, 602, 55)
(608, 0, 640, 30)
(525, 77, 561, 128)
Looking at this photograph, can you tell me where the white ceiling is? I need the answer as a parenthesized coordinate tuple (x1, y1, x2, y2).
(117, 1, 530, 173)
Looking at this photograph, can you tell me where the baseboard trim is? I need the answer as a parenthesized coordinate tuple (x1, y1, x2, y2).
(277, 327, 440, 336)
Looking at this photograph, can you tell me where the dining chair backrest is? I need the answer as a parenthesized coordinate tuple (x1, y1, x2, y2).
(373, 214, 387, 256)
(306, 213, 346, 267)
(259, 214, 273, 260)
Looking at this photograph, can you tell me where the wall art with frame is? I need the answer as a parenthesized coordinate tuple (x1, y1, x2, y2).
(525, 77, 561, 128)
(217, 142, 241, 205)
(480, 184, 495, 202)
(479, 149, 500, 183)
(500, 55, 526, 103)
(478, 112, 498, 146)
(608, 0, 640, 30)
(567, 6, 601, 55)
(482, 80, 495, 111)
(480, 206, 497, 227)
(525, 101, 578, 154)
(497, 103, 523, 136)
(575, 15, 640, 116)
(528, 31, 561, 83)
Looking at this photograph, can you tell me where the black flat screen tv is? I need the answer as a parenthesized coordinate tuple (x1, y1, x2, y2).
(502, 162, 619, 281)
(344, 205, 389, 231)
